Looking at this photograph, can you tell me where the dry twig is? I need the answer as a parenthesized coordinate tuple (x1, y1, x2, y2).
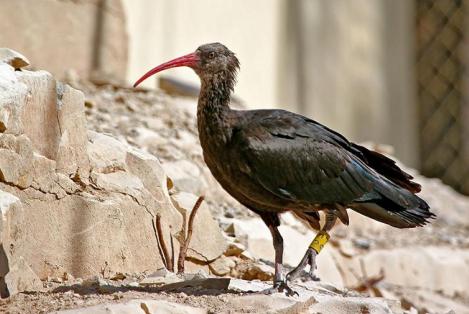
(177, 196, 205, 274)
(155, 214, 174, 272)
(349, 259, 385, 296)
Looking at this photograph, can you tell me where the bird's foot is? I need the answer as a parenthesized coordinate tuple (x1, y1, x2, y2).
(286, 248, 318, 282)
(261, 281, 299, 297)
(301, 270, 320, 282)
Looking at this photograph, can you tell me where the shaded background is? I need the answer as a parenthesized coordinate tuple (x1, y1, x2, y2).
(1, 0, 467, 194)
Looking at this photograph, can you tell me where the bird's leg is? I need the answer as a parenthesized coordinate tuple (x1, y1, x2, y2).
(268, 225, 285, 285)
(287, 212, 337, 282)
(262, 224, 298, 296)
(257, 216, 298, 296)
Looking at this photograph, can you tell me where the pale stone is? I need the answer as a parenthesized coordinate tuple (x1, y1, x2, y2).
(341, 247, 469, 296)
(0, 63, 28, 135)
(183, 260, 211, 275)
(16, 70, 61, 160)
(171, 192, 227, 262)
(0, 187, 21, 299)
(394, 287, 469, 314)
(0, 189, 20, 220)
(4, 256, 42, 296)
(91, 171, 144, 198)
(148, 267, 172, 278)
(209, 256, 235, 276)
(224, 241, 246, 257)
(3, 194, 166, 279)
(29, 154, 81, 199)
(126, 149, 169, 203)
(0, 149, 24, 185)
(182, 270, 209, 281)
(0, 134, 33, 188)
(0, 65, 88, 178)
(227, 278, 271, 292)
(53, 299, 206, 314)
(139, 273, 182, 286)
(0, 48, 29, 69)
(55, 82, 90, 180)
(234, 261, 273, 281)
(310, 295, 402, 314)
(162, 160, 204, 194)
(87, 131, 128, 173)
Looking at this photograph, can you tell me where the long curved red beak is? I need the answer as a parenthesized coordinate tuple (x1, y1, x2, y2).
(133, 52, 199, 88)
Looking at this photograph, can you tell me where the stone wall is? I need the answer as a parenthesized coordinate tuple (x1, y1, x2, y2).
(0, 0, 128, 81)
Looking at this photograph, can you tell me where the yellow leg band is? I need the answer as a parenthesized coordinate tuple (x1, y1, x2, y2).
(309, 231, 330, 253)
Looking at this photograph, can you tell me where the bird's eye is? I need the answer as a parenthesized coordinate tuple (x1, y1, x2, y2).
(208, 52, 216, 59)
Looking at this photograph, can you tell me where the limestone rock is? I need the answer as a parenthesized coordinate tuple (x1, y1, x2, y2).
(209, 256, 236, 276)
(234, 260, 274, 281)
(16, 70, 61, 160)
(339, 247, 469, 296)
(0, 189, 20, 220)
(162, 160, 205, 194)
(0, 188, 22, 299)
(91, 171, 144, 198)
(126, 149, 170, 203)
(139, 272, 182, 287)
(53, 299, 206, 314)
(224, 241, 246, 257)
(0, 65, 90, 184)
(30, 154, 81, 199)
(0, 134, 34, 188)
(2, 193, 164, 280)
(55, 82, 90, 180)
(0, 48, 29, 69)
(87, 131, 128, 173)
(309, 295, 402, 314)
(3, 256, 42, 296)
(171, 192, 227, 263)
(0, 63, 29, 134)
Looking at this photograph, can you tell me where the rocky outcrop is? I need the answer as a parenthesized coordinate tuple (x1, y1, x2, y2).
(0, 50, 226, 297)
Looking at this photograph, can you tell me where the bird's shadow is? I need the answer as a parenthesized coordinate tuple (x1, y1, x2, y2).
(50, 280, 247, 297)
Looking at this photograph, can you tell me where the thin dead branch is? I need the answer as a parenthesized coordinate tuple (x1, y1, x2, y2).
(177, 195, 204, 274)
(349, 259, 385, 296)
(155, 214, 173, 272)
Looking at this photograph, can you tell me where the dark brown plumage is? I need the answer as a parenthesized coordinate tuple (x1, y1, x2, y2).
(134, 43, 435, 295)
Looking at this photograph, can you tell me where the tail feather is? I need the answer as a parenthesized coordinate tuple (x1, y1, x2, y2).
(352, 144, 421, 193)
(352, 194, 435, 228)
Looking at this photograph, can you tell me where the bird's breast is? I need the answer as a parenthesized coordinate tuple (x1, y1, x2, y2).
(198, 127, 290, 213)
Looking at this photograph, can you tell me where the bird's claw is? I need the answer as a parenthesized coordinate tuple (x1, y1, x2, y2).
(286, 248, 319, 283)
(301, 271, 320, 282)
(261, 281, 299, 297)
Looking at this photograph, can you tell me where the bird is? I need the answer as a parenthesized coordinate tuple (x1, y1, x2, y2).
(134, 43, 435, 295)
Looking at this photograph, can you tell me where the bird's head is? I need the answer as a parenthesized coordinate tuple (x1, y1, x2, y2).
(133, 43, 240, 88)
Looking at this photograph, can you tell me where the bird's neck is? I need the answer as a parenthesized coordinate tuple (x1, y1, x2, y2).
(197, 74, 234, 143)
